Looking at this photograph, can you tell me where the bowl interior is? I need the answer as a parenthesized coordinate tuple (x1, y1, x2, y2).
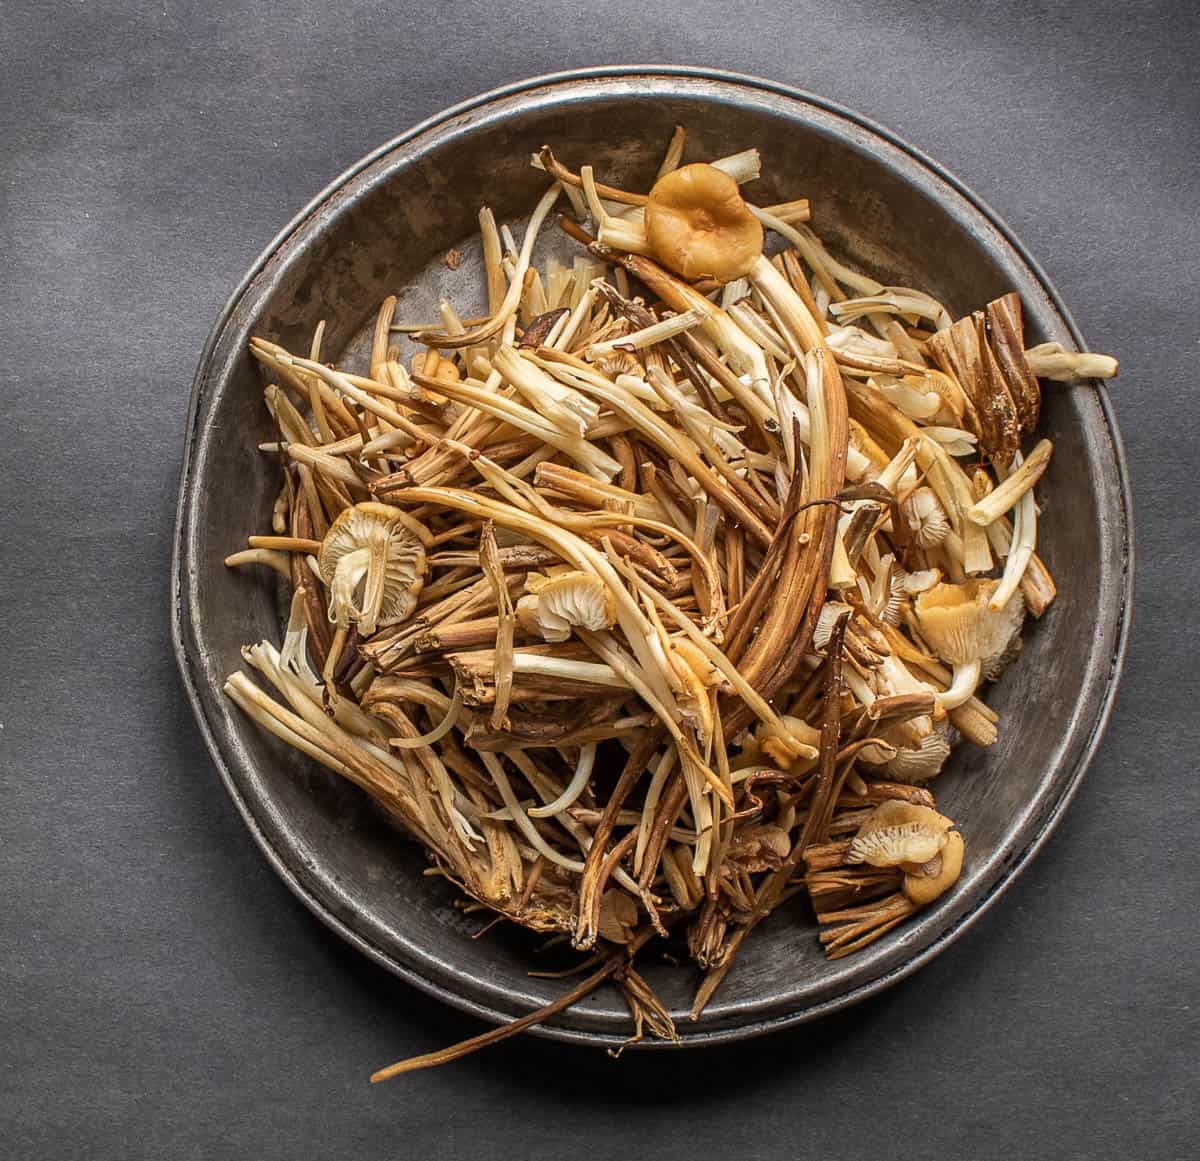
(175, 72, 1128, 1043)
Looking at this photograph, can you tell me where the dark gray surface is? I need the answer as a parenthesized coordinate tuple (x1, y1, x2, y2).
(1, 1, 1196, 1158)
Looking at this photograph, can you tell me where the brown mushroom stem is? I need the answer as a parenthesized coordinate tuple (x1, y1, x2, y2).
(537, 146, 648, 206)
(370, 927, 658, 1081)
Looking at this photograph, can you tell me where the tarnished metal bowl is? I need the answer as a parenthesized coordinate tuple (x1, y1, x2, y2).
(171, 67, 1132, 1047)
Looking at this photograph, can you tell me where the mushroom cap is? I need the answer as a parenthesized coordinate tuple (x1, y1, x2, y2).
(594, 350, 644, 379)
(644, 163, 764, 284)
(899, 567, 942, 596)
(317, 501, 428, 630)
(904, 486, 951, 547)
(812, 601, 853, 654)
(858, 721, 951, 783)
(515, 570, 615, 642)
(886, 723, 952, 783)
(914, 579, 1025, 669)
(847, 800, 954, 868)
(903, 829, 965, 905)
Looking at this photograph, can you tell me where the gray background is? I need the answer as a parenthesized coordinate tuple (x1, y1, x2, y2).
(2, 2, 1197, 1158)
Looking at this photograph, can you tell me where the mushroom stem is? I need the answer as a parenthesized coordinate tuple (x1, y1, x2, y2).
(528, 743, 598, 819)
(414, 183, 563, 348)
(585, 308, 706, 358)
(359, 533, 392, 636)
(1023, 343, 1118, 381)
(247, 535, 324, 554)
(224, 548, 291, 577)
(939, 658, 982, 710)
(322, 625, 350, 686)
(966, 439, 1052, 525)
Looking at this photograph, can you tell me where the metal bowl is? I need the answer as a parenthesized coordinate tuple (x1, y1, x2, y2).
(171, 67, 1132, 1047)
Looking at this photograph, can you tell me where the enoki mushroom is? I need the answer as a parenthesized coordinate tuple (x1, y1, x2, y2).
(222, 124, 1117, 1075)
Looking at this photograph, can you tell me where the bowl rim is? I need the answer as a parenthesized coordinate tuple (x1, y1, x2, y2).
(170, 65, 1134, 1049)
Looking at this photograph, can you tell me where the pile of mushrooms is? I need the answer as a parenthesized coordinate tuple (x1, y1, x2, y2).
(223, 127, 1116, 1073)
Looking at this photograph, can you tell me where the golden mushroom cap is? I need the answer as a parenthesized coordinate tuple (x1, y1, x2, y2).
(846, 800, 954, 868)
(645, 163, 764, 283)
(903, 829, 965, 905)
(914, 579, 1025, 669)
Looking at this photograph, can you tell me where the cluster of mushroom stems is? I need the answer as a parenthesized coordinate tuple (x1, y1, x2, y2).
(223, 127, 1116, 1065)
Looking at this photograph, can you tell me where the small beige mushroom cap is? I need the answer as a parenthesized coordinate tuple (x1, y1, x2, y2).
(899, 568, 942, 595)
(903, 829, 965, 905)
(847, 800, 954, 868)
(645, 163, 764, 284)
(914, 579, 1025, 669)
(317, 502, 428, 634)
(861, 722, 952, 784)
(812, 601, 853, 654)
(904, 487, 951, 547)
(516, 570, 615, 642)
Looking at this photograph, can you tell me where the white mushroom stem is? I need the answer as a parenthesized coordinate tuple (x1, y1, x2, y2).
(613, 259, 775, 427)
(360, 535, 392, 636)
(489, 345, 599, 439)
(966, 439, 1052, 525)
(585, 308, 706, 359)
(875, 437, 920, 493)
(760, 197, 811, 224)
(656, 125, 686, 179)
(417, 371, 620, 481)
(477, 752, 585, 875)
(578, 627, 730, 812)
(830, 288, 953, 331)
(225, 672, 357, 779)
(1023, 342, 1118, 381)
(529, 354, 773, 547)
(224, 548, 291, 578)
(328, 543, 390, 634)
(989, 458, 1038, 611)
(749, 209, 882, 298)
(389, 687, 464, 750)
(252, 343, 439, 447)
(528, 744, 597, 818)
(550, 286, 597, 351)
(939, 658, 983, 710)
(505, 751, 641, 897)
(511, 654, 626, 688)
(729, 303, 790, 362)
(285, 443, 363, 488)
(709, 148, 762, 184)
(414, 183, 562, 348)
(392, 486, 684, 722)
(611, 554, 793, 739)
